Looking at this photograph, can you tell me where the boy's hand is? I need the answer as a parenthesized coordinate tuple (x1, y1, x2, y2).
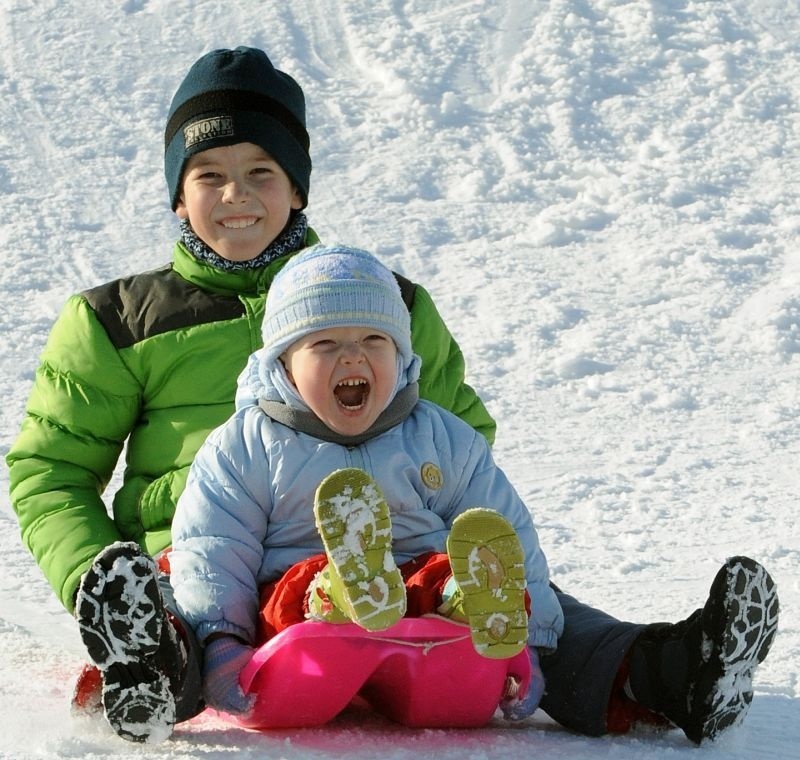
(500, 647, 546, 721)
(202, 635, 256, 715)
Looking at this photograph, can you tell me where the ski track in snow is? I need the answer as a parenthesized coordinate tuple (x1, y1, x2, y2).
(0, 1, 798, 758)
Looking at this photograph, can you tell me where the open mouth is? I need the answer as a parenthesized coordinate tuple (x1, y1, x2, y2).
(334, 378, 370, 410)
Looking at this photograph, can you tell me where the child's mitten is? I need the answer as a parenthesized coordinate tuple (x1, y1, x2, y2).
(202, 636, 256, 715)
(500, 647, 546, 721)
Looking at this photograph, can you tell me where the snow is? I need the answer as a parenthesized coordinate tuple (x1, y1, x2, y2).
(0, 0, 798, 757)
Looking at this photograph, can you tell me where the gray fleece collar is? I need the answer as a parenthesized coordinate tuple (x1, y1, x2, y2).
(257, 383, 419, 446)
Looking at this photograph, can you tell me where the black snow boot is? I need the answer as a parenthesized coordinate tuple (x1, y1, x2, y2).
(626, 555, 778, 744)
(76, 542, 188, 743)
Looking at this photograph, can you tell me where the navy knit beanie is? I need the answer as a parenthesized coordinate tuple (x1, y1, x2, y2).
(164, 46, 311, 210)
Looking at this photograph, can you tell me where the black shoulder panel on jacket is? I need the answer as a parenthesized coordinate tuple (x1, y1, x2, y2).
(81, 265, 246, 349)
(393, 272, 417, 311)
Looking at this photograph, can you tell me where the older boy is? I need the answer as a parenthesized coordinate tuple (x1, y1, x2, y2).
(7, 46, 778, 746)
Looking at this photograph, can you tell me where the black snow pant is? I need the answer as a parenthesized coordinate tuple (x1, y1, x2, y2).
(538, 585, 645, 736)
(159, 576, 205, 722)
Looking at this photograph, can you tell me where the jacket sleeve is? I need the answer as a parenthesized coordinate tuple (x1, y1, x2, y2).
(5, 295, 141, 611)
(169, 416, 269, 644)
(407, 283, 497, 445)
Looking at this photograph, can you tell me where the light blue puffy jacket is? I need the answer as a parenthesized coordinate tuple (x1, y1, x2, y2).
(169, 398, 563, 650)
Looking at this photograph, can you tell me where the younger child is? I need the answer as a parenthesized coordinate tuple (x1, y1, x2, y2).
(167, 244, 563, 719)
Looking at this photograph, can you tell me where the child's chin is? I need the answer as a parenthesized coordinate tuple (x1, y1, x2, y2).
(327, 414, 374, 437)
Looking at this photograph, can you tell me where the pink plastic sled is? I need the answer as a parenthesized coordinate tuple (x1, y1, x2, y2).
(228, 617, 531, 729)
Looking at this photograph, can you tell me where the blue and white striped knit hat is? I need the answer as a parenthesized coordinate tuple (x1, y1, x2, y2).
(262, 244, 414, 370)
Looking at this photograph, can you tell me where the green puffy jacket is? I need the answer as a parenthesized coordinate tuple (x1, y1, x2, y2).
(6, 234, 495, 612)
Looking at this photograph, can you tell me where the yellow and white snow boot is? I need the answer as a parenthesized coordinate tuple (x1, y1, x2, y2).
(442, 508, 528, 659)
(309, 468, 406, 632)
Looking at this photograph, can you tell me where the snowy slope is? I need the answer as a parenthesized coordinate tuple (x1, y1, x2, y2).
(0, 1, 798, 758)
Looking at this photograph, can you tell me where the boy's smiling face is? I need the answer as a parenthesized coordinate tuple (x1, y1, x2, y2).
(281, 326, 399, 436)
(176, 142, 303, 261)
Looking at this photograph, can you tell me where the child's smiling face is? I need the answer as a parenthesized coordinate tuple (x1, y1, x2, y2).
(281, 326, 399, 436)
(176, 142, 303, 261)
